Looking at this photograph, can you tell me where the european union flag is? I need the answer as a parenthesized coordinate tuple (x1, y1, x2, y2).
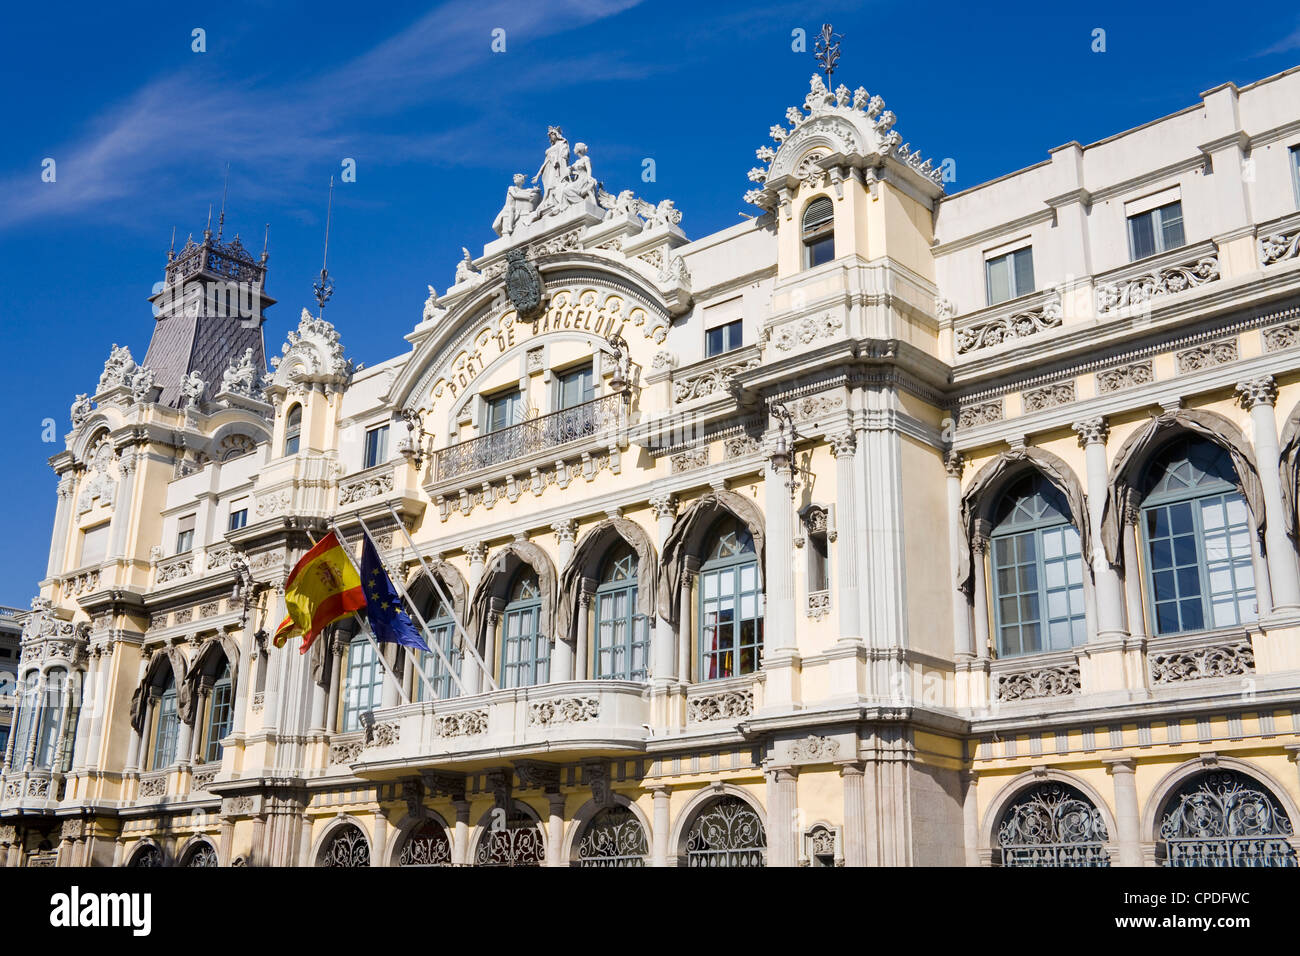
(360, 534, 429, 652)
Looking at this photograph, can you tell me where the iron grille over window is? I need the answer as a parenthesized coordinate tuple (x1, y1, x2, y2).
(685, 796, 767, 867)
(475, 812, 544, 867)
(1160, 770, 1297, 867)
(398, 821, 452, 866)
(321, 824, 371, 867)
(576, 806, 649, 867)
(996, 782, 1111, 867)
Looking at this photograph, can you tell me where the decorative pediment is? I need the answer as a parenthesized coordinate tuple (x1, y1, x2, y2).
(266, 309, 356, 399)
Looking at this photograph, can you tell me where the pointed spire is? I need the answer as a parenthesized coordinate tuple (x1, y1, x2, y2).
(313, 177, 336, 317)
(168, 226, 176, 262)
(261, 222, 270, 264)
(204, 203, 213, 241)
(217, 162, 230, 240)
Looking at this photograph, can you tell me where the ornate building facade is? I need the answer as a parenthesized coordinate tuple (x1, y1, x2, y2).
(5, 65, 1300, 867)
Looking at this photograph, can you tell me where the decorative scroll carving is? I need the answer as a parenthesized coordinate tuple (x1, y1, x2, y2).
(1149, 641, 1254, 684)
(1263, 321, 1300, 352)
(1096, 360, 1153, 394)
(140, 776, 168, 798)
(994, 663, 1081, 701)
(155, 557, 193, 584)
(670, 448, 710, 473)
(957, 400, 1003, 429)
(806, 590, 830, 620)
(206, 546, 236, 571)
(724, 435, 761, 459)
(339, 472, 394, 505)
(687, 689, 754, 723)
(772, 312, 843, 351)
(1176, 339, 1238, 374)
(528, 696, 600, 726)
(998, 783, 1110, 867)
(1095, 256, 1220, 313)
(1258, 231, 1300, 266)
(433, 710, 488, 737)
(673, 358, 760, 404)
(955, 294, 1062, 354)
(789, 733, 841, 761)
(1022, 382, 1075, 413)
(328, 722, 400, 764)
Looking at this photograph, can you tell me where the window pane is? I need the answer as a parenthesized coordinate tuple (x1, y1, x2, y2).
(1012, 248, 1034, 297)
(1130, 211, 1156, 260)
(1159, 202, 1184, 251)
(986, 255, 1012, 305)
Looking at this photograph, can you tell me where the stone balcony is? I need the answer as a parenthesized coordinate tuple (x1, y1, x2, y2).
(341, 679, 652, 779)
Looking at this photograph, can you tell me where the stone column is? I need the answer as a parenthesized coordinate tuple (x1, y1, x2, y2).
(107, 447, 140, 561)
(551, 520, 578, 682)
(763, 455, 797, 654)
(71, 650, 101, 771)
(649, 494, 678, 682)
(463, 542, 488, 696)
(971, 538, 991, 661)
(231, 642, 252, 735)
(765, 767, 798, 867)
(945, 452, 973, 659)
(1073, 418, 1128, 640)
(381, 647, 401, 709)
(177, 713, 194, 769)
(838, 762, 867, 867)
(22, 673, 46, 771)
(483, 604, 500, 688)
(46, 476, 76, 577)
(1236, 377, 1300, 611)
(452, 799, 471, 867)
(1120, 510, 1148, 642)
(678, 559, 698, 683)
(262, 588, 286, 731)
(830, 431, 862, 642)
(962, 771, 979, 867)
(651, 785, 671, 867)
(574, 588, 592, 680)
(1105, 757, 1142, 866)
(372, 811, 388, 867)
(325, 639, 344, 734)
(547, 791, 566, 867)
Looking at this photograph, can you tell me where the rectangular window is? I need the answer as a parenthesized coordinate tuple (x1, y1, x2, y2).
(341, 636, 383, 732)
(228, 508, 248, 532)
(484, 390, 521, 433)
(205, 681, 232, 763)
(79, 522, 110, 568)
(364, 424, 389, 468)
(699, 561, 764, 680)
(557, 363, 595, 410)
(984, 247, 1035, 305)
(175, 514, 196, 554)
(706, 319, 744, 357)
(1291, 145, 1300, 208)
(1127, 200, 1185, 261)
(501, 605, 549, 688)
(152, 693, 179, 769)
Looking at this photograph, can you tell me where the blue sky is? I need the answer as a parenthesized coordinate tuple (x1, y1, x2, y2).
(1, 0, 1298, 606)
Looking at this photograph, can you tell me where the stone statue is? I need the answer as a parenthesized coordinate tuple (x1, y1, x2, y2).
(180, 370, 205, 409)
(422, 285, 440, 322)
(70, 394, 92, 428)
(221, 349, 259, 398)
(492, 173, 541, 237)
(97, 344, 136, 394)
(533, 126, 570, 198)
(130, 365, 155, 405)
(646, 198, 682, 230)
(455, 247, 483, 286)
(558, 142, 597, 207)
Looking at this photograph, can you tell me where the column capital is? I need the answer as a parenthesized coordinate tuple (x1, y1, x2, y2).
(464, 541, 488, 565)
(648, 493, 678, 521)
(1072, 417, 1109, 447)
(1103, 756, 1137, 774)
(1235, 375, 1278, 410)
(828, 430, 856, 459)
(549, 519, 577, 546)
(835, 760, 865, 777)
(943, 449, 965, 479)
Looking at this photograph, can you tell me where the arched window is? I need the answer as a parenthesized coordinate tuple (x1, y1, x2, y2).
(398, 821, 452, 866)
(802, 506, 831, 594)
(151, 671, 180, 770)
(996, 782, 1110, 867)
(802, 196, 835, 268)
(475, 807, 544, 867)
(341, 631, 383, 732)
(416, 593, 460, 702)
(594, 544, 649, 680)
(1159, 770, 1296, 867)
(11, 672, 38, 766)
(284, 403, 302, 455)
(575, 805, 649, 867)
(183, 841, 218, 867)
(989, 475, 1086, 657)
(699, 517, 764, 681)
(1140, 437, 1257, 635)
(128, 843, 163, 867)
(685, 795, 766, 867)
(34, 667, 74, 771)
(320, 823, 370, 867)
(204, 661, 233, 763)
(502, 569, 548, 689)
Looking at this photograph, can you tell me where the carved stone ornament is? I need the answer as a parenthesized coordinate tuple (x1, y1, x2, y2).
(955, 293, 1062, 355)
(97, 344, 137, 394)
(1263, 321, 1300, 352)
(528, 696, 600, 726)
(1176, 338, 1238, 374)
(1149, 641, 1255, 684)
(70, 394, 93, 428)
(504, 248, 545, 318)
(1023, 381, 1075, 413)
(686, 689, 754, 723)
(269, 309, 356, 396)
(1095, 256, 1220, 313)
(433, 710, 488, 737)
(1258, 231, 1300, 267)
(993, 663, 1081, 702)
(1096, 360, 1153, 394)
(220, 348, 262, 399)
(788, 733, 841, 762)
(957, 399, 1003, 429)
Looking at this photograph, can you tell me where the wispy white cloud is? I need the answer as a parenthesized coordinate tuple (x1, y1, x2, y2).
(1254, 23, 1300, 58)
(0, 0, 645, 230)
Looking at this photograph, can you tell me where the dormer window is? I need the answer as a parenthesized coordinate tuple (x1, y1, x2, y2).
(802, 197, 835, 269)
(284, 404, 302, 455)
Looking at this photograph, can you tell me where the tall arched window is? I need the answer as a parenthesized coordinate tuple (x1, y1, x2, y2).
(284, 403, 302, 455)
(320, 823, 370, 867)
(575, 805, 649, 866)
(35, 667, 74, 771)
(990, 475, 1086, 657)
(1140, 437, 1257, 635)
(151, 671, 180, 769)
(594, 544, 649, 680)
(398, 821, 452, 866)
(996, 782, 1110, 867)
(1159, 770, 1296, 867)
(685, 795, 766, 867)
(699, 517, 764, 680)
(474, 807, 544, 867)
(502, 569, 547, 688)
(416, 594, 461, 701)
(204, 661, 233, 763)
(802, 196, 835, 268)
(341, 632, 383, 732)
(11, 672, 38, 767)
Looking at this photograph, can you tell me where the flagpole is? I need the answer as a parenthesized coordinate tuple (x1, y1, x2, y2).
(354, 514, 463, 699)
(385, 501, 499, 692)
(308, 526, 411, 708)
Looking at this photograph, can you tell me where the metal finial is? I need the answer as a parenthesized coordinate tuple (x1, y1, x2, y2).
(217, 162, 230, 240)
(168, 226, 176, 261)
(261, 222, 270, 263)
(204, 203, 213, 239)
(313, 177, 336, 315)
(814, 23, 842, 88)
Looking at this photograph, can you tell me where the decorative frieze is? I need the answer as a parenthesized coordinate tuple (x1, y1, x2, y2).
(328, 721, 401, 765)
(155, 557, 193, 584)
(1149, 641, 1255, 684)
(724, 435, 762, 459)
(1096, 360, 1153, 394)
(139, 775, 168, 798)
(1095, 255, 1220, 313)
(788, 733, 841, 762)
(955, 293, 1062, 354)
(957, 399, 1003, 429)
(1176, 338, 1238, 374)
(1262, 321, 1300, 352)
(1022, 381, 1075, 413)
(788, 393, 844, 422)
(527, 696, 600, 727)
(433, 710, 488, 738)
(63, 570, 100, 596)
(339, 471, 394, 505)
(671, 448, 710, 473)
(672, 358, 760, 404)
(434, 449, 615, 521)
(255, 490, 292, 517)
(772, 312, 843, 351)
(205, 546, 236, 571)
(191, 769, 218, 792)
(687, 688, 754, 723)
(806, 590, 830, 620)
(1258, 231, 1300, 266)
(993, 663, 1081, 702)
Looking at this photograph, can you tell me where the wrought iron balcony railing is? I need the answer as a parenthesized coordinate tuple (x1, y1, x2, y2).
(434, 393, 625, 482)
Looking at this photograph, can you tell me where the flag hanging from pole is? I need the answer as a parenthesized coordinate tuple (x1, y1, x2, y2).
(274, 531, 367, 653)
(360, 534, 430, 652)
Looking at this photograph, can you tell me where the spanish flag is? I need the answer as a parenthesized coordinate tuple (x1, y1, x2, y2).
(274, 531, 367, 653)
